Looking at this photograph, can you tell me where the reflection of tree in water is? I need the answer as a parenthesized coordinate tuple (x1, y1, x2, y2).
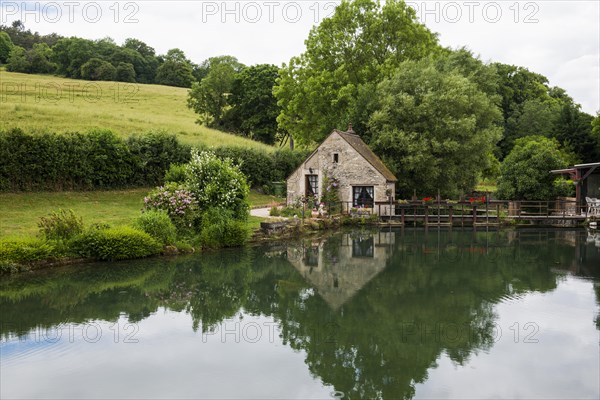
(262, 229, 565, 399)
(0, 229, 596, 398)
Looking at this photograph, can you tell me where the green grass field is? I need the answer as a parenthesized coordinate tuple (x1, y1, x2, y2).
(0, 189, 282, 239)
(0, 70, 273, 151)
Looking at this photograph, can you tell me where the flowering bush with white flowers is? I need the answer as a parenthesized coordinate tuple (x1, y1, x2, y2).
(185, 149, 250, 221)
(143, 183, 198, 229)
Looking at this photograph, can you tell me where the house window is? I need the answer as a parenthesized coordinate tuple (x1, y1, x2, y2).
(333, 153, 339, 163)
(352, 237, 374, 258)
(304, 245, 319, 266)
(353, 186, 374, 208)
(306, 175, 318, 197)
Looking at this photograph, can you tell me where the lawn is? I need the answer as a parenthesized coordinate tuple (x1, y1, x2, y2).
(0, 70, 273, 152)
(0, 189, 283, 239)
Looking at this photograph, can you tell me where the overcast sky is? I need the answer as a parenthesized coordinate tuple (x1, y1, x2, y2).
(1, 0, 598, 114)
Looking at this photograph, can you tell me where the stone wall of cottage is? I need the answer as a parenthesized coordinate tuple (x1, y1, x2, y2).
(286, 132, 396, 215)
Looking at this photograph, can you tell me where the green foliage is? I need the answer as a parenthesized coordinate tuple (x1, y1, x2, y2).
(0, 129, 190, 191)
(0, 238, 58, 264)
(320, 173, 341, 215)
(0, 31, 14, 63)
(553, 178, 576, 198)
(81, 57, 116, 81)
(38, 209, 84, 241)
(274, 0, 440, 145)
(164, 163, 187, 184)
(126, 131, 191, 186)
(369, 57, 502, 198)
(134, 210, 177, 245)
(280, 205, 303, 218)
(5, 46, 29, 72)
(493, 63, 597, 163)
(6, 42, 55, 73)
(155, 48, 194, 88)
(212, 146, 274, 187)
(223, 64, 280, 144)
(496, 136, 573, 200)
(187, 56, 244, 126)
(115, 62, 137, 82)
(70, 226, 162, 261)
(198, 207, 250, 248)
(269, 206, 281, 217)
(185, 150, 250, 221)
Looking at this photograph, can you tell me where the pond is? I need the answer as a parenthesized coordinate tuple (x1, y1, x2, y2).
(1, 228, 599, 399)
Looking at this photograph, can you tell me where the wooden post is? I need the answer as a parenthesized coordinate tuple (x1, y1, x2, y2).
(413, 205, 416, 227)
(437, 191, 441, 225)
(401, 207, 405, 225)
(425, 205, 429, 226)
(485, 192, 489, 226)
(461, 203, 464, 227)
(449, 205, 453, 226)
(472, 205, 477, 227)
(496, 204, 500, 224)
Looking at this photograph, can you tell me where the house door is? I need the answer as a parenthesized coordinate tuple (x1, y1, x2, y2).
(305, 175, 318, 199)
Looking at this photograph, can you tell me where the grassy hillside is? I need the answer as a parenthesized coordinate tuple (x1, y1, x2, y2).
(0, 70, 273, 151)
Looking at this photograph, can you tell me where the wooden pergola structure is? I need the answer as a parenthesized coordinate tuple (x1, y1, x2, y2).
(551, 162, 600, 206)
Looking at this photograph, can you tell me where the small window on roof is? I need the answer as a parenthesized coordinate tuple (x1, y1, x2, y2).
(333, 153, 339, 163)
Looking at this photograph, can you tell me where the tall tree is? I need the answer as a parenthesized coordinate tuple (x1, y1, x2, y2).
(368, 57, 502, 198)
(187, 56, 244, 127)
(222, 64, 280, 144)
(274, 0, 440, 145)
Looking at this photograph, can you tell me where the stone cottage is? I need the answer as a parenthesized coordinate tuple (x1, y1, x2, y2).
(286, 126, 397, 215)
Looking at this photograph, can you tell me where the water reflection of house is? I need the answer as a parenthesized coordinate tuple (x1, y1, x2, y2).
(286, 231, 394, 310)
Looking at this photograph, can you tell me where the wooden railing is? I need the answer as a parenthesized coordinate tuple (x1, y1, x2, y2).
(319, 198, 590, 226)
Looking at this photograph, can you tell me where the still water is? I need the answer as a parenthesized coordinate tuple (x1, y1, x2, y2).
(1, 228, 599, 399)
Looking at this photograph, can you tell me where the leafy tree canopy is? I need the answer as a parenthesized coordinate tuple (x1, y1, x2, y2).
(274, 0, 440, 145)
(223, 64, 280, 144)
(187, 56, 245, 127)
(369, 57, 503, 198)
(496, 136, 574, 200)
(0, 31, 14, 64)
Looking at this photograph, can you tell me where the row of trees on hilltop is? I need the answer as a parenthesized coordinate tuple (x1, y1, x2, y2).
(0, 21, 195, 87)
(0, 21, 281, 145)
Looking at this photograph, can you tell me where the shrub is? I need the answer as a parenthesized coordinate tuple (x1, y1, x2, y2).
(0, 238, 58, 264)
(134, 210, 177, 245)
(38, 209, 84, 241)
(143, 183, 199, 230)
(198, 207, 251, 248)
(269, 206, 281, 216)
(280, 205, 303, 218)
(70, 226, 162, 261)
(164, 163, 187, 184)
(185, 150, 250, 221)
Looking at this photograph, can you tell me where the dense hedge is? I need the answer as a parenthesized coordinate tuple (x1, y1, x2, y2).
(213, 146, 310, 187)
(0, 128, 309, 192)
(0, 129, 191, 191)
